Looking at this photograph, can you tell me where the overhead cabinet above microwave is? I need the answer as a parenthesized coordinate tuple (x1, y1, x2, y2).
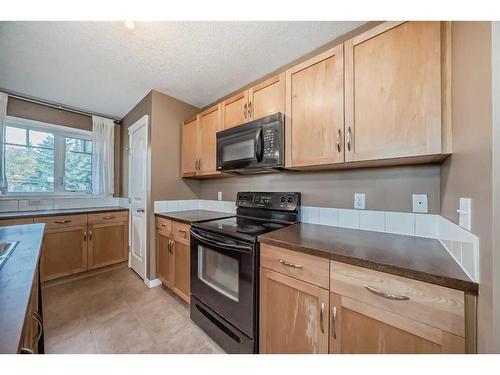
(181, 21, 452, 178)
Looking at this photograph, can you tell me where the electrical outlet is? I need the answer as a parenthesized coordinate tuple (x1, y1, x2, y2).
(217, 192, 223, 201)
(412, 194, 428, 213)
(354, 193, 365, 210)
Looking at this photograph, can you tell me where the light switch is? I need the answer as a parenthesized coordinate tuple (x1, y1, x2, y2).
(412, 194, 428, 213)
(457, 197, 472, 231)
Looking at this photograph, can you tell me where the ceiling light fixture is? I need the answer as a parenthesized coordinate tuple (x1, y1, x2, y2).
(124, 21, 135, 29)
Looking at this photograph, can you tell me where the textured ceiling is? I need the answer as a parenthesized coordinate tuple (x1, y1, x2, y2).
(0, 21, 363, 119)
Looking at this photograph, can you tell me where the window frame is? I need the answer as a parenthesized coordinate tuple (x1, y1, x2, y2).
(2, 116, 94, 197)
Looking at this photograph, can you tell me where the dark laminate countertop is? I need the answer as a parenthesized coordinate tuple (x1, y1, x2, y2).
(0, 206, 128, 220)
(258, 223, 478, 294)
(155, 210, 234, 224)
(0, 223, 45, 353)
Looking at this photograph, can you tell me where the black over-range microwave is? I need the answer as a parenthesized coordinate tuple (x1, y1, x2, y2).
(216, 113, 285, 174)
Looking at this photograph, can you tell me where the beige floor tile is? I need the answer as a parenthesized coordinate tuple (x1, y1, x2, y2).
(159, 323, 223, 354)
(42, 282, 83, 310)
(46, 329, 97, 354)
(91, 311, 156, 354)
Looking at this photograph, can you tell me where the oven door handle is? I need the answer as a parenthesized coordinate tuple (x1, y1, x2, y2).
(254, 128, 264, 162)
(191, 230, 253, 253)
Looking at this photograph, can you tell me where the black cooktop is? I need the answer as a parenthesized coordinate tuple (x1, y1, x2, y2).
(192, 216, 288, 243)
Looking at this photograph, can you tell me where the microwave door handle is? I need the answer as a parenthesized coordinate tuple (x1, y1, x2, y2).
(191, 230, 253, 253)
(254, 128, 264, 162)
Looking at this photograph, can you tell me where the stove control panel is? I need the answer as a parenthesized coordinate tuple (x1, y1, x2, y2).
(236, 192, 301, 211)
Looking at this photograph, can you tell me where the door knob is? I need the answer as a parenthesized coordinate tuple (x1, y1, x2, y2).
(136, 208, 145, 213)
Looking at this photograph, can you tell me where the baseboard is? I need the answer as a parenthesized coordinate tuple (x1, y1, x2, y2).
(144, 278, 162, 288)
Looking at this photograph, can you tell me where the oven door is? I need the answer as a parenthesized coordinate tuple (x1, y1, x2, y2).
(190, 228, 256, 337)
(216, 126, 263, 171)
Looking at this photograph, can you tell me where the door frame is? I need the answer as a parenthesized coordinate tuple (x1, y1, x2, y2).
(127, 115, 151, 280)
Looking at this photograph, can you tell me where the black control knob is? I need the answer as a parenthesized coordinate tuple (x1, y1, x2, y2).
(280, 196, 286, 203)
(243, 195, 248, 200)
(238, 195, 243, 200)
(287, 196, 294, 203)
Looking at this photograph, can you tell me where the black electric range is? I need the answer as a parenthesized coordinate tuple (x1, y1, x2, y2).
(189, 191, 301, 354)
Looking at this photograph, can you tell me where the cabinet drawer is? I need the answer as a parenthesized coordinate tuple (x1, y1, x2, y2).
(330, 261, 465, 337)
(0, 218, 34, 226)
(88, 210, 128, 225)
(172, 221, 190, 245)
(260, 244, 329, 289)
(35, 214, 87, 229)
(156, 216, 172, 232)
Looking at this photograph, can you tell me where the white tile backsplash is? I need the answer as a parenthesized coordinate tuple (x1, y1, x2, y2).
(18, 199, 54, 211)
(151, 199, 481, 283)
(0, 200, 19, 212)
(359, 210, 385, 232)
(338, 209, 359, 229)
(385, 212, 415, 236)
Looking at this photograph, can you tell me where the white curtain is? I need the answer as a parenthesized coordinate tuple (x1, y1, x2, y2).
(91, 116, 115, 196)
(0, 92, 8, 194)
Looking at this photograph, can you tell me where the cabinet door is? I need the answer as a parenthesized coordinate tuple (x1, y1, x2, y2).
(260, 268, 329, 353)
(173, 238, 190, 303)
(222, 91, 248, 129)
(87, 222, 128, 270)
(345, 21, 443, 162)
(198, 104, 221, 176)
(329, 293, 465, 354)
(285, 45, 344, 167)
(248, 74, 285, 121)
(40, 226, 87, 281)
(181, 117, 199, 177)
(156, 229, 174, 287)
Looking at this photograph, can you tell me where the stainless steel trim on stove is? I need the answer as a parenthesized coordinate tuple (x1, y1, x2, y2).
(191, 230, 254, 252)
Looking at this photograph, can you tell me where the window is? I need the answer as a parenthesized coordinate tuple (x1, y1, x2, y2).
(3, 117, 93, 195)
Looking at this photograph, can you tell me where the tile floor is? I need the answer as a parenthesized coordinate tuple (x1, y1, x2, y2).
(41, 267, 224, 354)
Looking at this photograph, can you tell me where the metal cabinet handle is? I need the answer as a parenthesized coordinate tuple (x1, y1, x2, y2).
(83, 231, 87, 242)
(278, 258, 303, 269)
(336, 129, 342, 152)
(346, 126, 352, 151)
(320, 302, 325, 334)
(248, 101, 252, 119)
(160, 223, 167, 227)
(244, 103, 247, 120)
(363, 284, 410, 301)
(331, 306, 337, 339)
(136, 208, 145, 213)
(54, 220, 71, 224)
(178, 229, 187, 234)
(168, 239, 174, 253)
(102, 216, 115, 220)
(32, 311, 43, 346)
(89, 231, 92, 241)
(20, 348, 34, 354)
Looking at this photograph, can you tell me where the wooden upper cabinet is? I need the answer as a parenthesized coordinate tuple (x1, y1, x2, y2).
(222, 91, 248, 129)
(248, 74, 285, 121)
(285, 45, 344, 168)
(345, 21, 449, 162)
(198, 104, 222, 176)
(181, 117, 199, 177)
(260, 268, 329, 354)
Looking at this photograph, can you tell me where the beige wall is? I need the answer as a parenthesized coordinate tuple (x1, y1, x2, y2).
(200, 165, 441, 212)
(440, 22, 493, 353)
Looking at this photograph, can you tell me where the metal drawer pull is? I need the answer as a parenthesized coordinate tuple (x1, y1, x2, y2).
(160, 223, 167, 227)
(32, 311, 43, 346)
(363, 284, 410, 301)
(331, 306, 337, 339)
(54, 220, 71, 224)
(278, 259, 303, 269)
(102, 216, 115, 220)
(20, 348, 34, 354)
(178, 229, 187, 234)
(320, 302, 325, 334)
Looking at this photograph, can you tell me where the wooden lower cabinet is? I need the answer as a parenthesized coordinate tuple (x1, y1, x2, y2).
(40, 225, 88, 281)
(0, 218, 34, 226)
(87, 221, 128, 270)
(259, 267, 330, 354)
(156, 217, 191, 303)
(329, 292, 465, 353)
(157, 228, 174, 287)
(19, 268, 43, 354)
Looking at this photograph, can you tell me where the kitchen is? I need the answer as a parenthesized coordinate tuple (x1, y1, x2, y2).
(0, 1, 499, 372)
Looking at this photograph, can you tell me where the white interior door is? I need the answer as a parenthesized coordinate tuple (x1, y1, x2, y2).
(128, 115, 149, 279)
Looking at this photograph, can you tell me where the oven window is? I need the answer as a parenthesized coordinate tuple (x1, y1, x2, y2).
(222, 138, 254, 162)
(198, 245, 239, 302)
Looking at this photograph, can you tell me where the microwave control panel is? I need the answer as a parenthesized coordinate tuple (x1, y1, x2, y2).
(262, 123, 282, 161)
